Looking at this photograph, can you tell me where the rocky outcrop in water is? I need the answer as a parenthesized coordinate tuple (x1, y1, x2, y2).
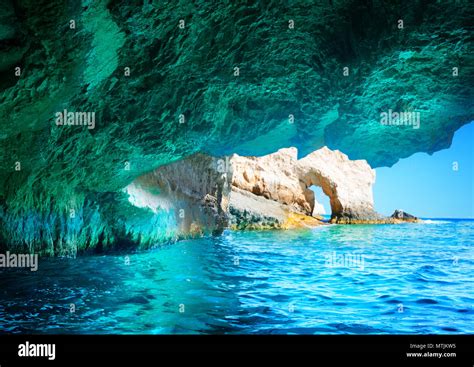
(297, 147, 385, 224)
(228, 148, 322, 229)
(125, 148, 324, 232)
(390, 210, 420, 223)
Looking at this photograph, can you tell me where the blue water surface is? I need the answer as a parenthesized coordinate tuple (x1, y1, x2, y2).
(0, 219, 473, 334)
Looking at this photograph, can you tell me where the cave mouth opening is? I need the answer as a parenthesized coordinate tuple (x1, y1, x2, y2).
(309, 185, 331, 220)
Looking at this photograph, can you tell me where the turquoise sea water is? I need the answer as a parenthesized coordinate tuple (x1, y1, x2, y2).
(0, 219, 473, 334)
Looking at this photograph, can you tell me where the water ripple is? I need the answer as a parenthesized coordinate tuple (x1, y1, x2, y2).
(0, 219, 472, 334)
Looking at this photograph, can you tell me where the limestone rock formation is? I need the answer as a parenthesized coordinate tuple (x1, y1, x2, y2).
(0, 0, 470, 254)
(0, 144, 417, 255)
(227, 188, 321, 230)
(127, 148, 326, 232)
(120, 146, 384, 233)
(228, 147, 383, 225)
(228, 147, 313, 220)
(297, 147, 384, 223)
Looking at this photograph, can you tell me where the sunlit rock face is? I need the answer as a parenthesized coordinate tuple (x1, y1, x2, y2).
(297, 147, 382, 223)
(230, 147, 382, 225)
(229, 148, 311, 214)
(0, 0, 472, 253)
(228, 148, 323, 229)
(0, 144, 420, 255)
(123, 146, 381, 233)
(123, 148, 328, 232)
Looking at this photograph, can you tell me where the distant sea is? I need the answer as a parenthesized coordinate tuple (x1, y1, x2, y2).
(0, 219, 472, 334)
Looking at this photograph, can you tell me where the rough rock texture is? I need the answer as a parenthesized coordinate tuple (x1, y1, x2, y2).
(229, 148, 312, 215)
(124, 153, 232, 235)
(125, 148, 325, 232)
(227, 188, 321, 230)
(0, 0, 470, 253)
(227, 147, 323, 228)
(0, 144, 411, 254)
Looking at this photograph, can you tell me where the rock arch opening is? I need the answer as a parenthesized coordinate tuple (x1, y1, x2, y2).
(309, 185, 330, 218)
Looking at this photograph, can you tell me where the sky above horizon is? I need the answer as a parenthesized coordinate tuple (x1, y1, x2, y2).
(374, 121, 473, 218)
(312, 121, 473, 219)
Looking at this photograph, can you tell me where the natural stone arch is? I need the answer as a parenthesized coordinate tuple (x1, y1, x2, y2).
(296, 147, 381, 223)
(307, 185, 328, 217)
(228, 146, 382, 225)
(299, 171, 343, 219)
(123, 146, 384, 237)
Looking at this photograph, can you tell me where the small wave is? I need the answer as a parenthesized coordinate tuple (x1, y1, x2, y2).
(421, 220, 450, 224)
(328, 323, 384, 334)
(417, 265, 449, 277)
(415, 298, 438, 305)
(441, 326, 459, 332)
